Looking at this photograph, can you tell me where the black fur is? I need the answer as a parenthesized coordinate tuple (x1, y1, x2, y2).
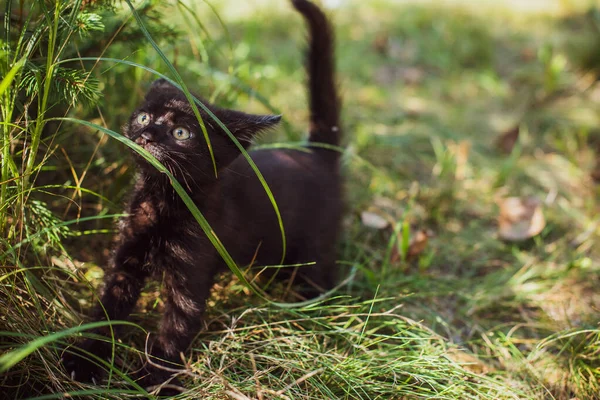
(63, 0, 342, 392)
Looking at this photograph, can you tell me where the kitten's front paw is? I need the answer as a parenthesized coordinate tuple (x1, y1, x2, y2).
(134, 362, 185, 397)
(61, 342, 109, 384)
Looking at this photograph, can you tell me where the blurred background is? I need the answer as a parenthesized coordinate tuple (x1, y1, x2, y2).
(1, 0, 600, 398)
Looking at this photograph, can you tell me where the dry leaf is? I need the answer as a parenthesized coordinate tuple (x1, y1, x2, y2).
(360, 211, 389, 230)
(372, 32, 389, 56)
(496, 125, 520, 154)
(446, 348, 490, 374)
(390, 228, 430, 263)
(447, 140, 471, 180)
(404, 96, 426, 117)
(520, 47, 536, 61)
(374, 66, 424, 86)
(592, 156, 600, 182)
(498, 197, 545, 241)
(408, 229, 429, 258)
(400, 67, 425, 86)
(373, 196, 397, 211)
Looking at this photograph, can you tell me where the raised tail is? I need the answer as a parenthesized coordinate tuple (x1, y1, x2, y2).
(291, 0, 341, 156)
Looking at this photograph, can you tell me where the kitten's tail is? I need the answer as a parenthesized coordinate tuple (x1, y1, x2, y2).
(292, 0, 341, 158)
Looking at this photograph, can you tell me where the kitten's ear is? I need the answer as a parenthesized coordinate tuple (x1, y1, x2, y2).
(215, 109, 281, 147)
(145, 78, 176, 98)
(150, 78, 174, 90)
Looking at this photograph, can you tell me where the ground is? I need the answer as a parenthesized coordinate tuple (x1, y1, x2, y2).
(1, 0, 600, 399)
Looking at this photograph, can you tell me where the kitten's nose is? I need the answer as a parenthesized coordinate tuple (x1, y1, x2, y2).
(141, 131, 156, 142)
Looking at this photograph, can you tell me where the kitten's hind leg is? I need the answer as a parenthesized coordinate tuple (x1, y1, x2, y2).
(274, 240, 338, 300)
(296, 252, 338, 299)
(267, 239, 338, 300)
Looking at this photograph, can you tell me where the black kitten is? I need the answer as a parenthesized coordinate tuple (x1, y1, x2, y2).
(63, 0, 342, 392)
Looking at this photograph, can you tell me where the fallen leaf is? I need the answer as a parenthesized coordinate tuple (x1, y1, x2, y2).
(496, 125, 520, 154)
(447, 140, 471, 180)
(374, 65, 398, 86)
(400, 67, 425, 86)
(408, 229, 429, 258)
(372, 32, 389, 56)
(520, 47, 536, 62)
(390, 228, 430, 263)
(373, 196, 397, 211)
(374, 66, 424, 86)
(404, 96, 426, 118)
(592, 155, 600, 182)
(361, 211, 389, 230)
(498, 197, 545, 241)
(446, 348, 490, 374)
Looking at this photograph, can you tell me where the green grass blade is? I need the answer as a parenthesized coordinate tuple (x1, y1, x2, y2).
(0, 184, 116, 211)
(3, 214, 125, 257)
(199, 0, 233, 59)
(0, 56, 26, 96)
(197, 65, 295, 137)
(0, 321, 139, 373)
(176, 1, 211, 62)
(3, 0, 10, 47)
(24, 389, 145, 400)
(401, 220, 410, 261)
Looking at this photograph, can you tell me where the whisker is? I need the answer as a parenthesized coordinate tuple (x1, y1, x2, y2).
(164, 154, 194, 193)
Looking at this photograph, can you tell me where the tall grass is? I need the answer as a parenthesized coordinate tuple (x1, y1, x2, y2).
(1, 0, 102, 252)
(1, 1, 144, 397)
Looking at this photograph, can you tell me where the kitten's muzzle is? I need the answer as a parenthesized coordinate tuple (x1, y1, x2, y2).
(134, 131, 156, 145)
(141, 131, 156, 142)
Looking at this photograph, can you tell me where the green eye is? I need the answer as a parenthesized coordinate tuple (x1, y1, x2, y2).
(136, 112, 150, 126)
(172, 127, 191, 140)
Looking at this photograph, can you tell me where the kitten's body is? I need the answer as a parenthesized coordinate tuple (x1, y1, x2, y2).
(64, 0, 342, 390)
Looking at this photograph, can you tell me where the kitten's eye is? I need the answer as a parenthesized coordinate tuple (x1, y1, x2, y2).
(172, 127, 191, 140)
(136, 112, 151, 126)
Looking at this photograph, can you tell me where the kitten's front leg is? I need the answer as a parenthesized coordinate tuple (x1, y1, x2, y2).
(138, 254, 216, 389)
(63, 238, 149, 382)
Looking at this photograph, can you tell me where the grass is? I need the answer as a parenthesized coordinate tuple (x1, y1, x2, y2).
(1, 0, 600, 398)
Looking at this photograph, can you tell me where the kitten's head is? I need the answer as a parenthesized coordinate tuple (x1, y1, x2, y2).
(124, 79, 280, 183)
